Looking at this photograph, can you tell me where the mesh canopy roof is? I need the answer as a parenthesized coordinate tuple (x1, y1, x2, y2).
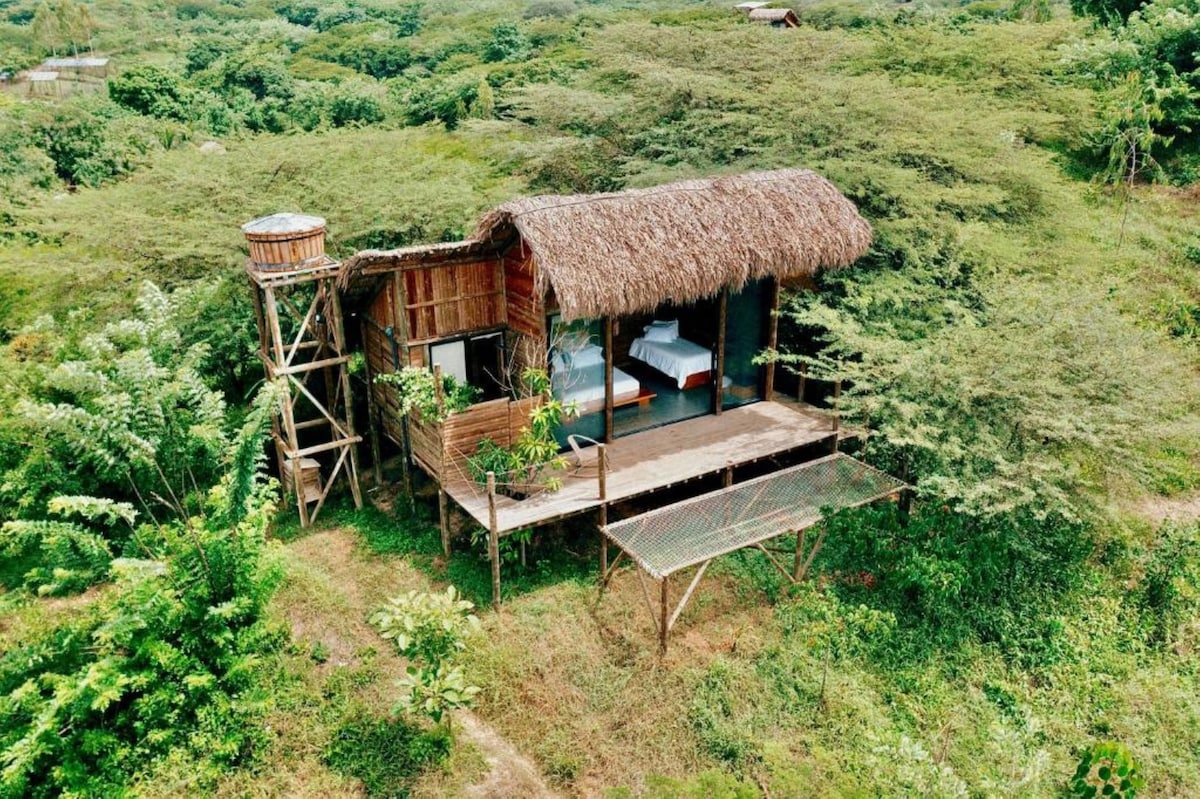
(604, 454, 905, 578)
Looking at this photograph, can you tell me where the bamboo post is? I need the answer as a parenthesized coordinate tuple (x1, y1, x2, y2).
(438, 489, 450, 558)
(798, 362, 807, 403)
(832, 378, 842, 431)
(329, 282, 362, 510)
(832, 378, 842, 453)
(793, 528, 807, 583)
(359, 319, 384, 486)
(487, 472, 500, 608)
(659, 577, 670, 655)
(598, 444, 608, 578)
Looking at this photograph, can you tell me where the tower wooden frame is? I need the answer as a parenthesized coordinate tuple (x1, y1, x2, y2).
(247, 256, 363, 526)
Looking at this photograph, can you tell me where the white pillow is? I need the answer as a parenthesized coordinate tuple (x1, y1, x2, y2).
(643, 324, 677, 343)
(571, 344, 605, 368)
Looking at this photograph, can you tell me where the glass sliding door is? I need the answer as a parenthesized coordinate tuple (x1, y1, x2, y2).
(721, 279, 768, 410)
(548, 314, 607, 446)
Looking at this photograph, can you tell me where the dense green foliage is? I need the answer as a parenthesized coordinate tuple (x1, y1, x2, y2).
(0, 388, 283, 797)
(0, 0, 1196, 795)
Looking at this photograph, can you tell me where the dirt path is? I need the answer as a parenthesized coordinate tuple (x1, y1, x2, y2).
(1140, 492, 1200, 525)
(284, 529, 559, 799)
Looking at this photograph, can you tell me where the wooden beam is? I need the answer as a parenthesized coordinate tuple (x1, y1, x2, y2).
(273, 354, 351, 377)
(667, 560, 711, 631)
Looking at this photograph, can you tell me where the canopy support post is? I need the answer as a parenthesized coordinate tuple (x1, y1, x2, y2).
(659, 576, 670, 655)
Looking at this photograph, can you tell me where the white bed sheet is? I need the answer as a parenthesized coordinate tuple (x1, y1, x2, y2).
(629, 337, 712, 388)
(553, 363, 640, 406)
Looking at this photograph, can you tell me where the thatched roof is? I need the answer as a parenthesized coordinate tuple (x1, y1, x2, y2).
(337, 168, 871, 320)
(472, 168, 871, 320)
(748, 7, 799, 25)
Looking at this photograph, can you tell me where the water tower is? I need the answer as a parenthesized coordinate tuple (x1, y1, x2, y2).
(243, 213, 362, 526)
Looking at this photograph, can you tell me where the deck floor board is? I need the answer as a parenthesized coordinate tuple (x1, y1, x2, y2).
(444, 401, 837, 534)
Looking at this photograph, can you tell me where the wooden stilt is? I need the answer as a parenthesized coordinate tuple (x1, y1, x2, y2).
(832, 378, 842, 433)
(487, 472, 500, 607)
(438, 489, 450, 558)
(329, 285, 362, 509)
(793, 528, 806, 582)
(249, 260, 362, 528)
(598, 443, 608, 578)
(360, 322, 384, 486)
(659, 576, 670, 655)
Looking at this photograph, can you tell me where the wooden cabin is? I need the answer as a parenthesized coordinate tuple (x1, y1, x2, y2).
(747, 7, 800, 27)
(335, 168, 907, 641)
(340, 170, 869, 442)
(341, 166, 870, 511)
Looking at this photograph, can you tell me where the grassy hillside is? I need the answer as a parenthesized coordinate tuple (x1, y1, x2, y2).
(0, 0, 1198, 796)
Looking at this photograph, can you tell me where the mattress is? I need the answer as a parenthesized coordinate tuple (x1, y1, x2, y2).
(629, 337, 713, 388)
(553, 363, 640, 407)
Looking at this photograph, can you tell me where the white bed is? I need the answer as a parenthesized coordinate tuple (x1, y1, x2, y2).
(553, 363, 640, 412)
(630, 336, 713, 389)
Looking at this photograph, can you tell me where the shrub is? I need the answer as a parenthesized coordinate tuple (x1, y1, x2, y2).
(108, 65, 192, 122)
(372, 586, 481, 727)
(328, 84, 385, 127)
(1070, 742, 1144, 797)
(483, 23, 531, 63)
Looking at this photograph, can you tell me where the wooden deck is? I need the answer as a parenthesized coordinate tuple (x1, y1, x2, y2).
(444, 400, 839, 534)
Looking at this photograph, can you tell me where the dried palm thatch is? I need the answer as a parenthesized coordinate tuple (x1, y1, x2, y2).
(337, 168, 872, 320)
(473, 168, 871, 320)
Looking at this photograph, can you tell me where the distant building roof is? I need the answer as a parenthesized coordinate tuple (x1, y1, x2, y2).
(734, 1, 771, 9)
(27, 71, 59, 82)
(748, 7, 800, 26)
(41, 57, 109, 68)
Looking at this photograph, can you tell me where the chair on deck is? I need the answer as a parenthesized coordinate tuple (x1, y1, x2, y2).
(566, 434, 610, 476)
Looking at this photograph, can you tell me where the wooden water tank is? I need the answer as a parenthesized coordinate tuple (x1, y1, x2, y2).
(241, 212, 327, 272)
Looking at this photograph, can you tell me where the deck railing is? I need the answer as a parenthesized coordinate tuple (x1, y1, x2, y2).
(408, 395, 542, 485)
